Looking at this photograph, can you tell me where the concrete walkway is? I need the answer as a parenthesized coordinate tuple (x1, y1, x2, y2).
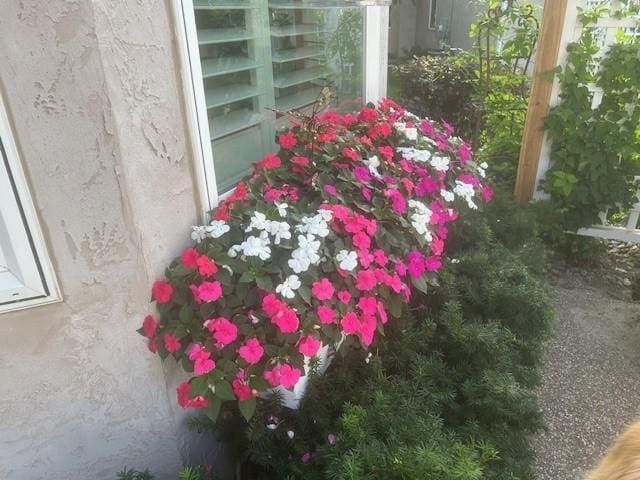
(534, 271, 640, 479)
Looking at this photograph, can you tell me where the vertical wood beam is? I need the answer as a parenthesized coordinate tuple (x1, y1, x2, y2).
(514, 0, 569, 204)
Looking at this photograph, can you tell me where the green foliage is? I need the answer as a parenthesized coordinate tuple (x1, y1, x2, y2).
(116, 466, 215, 480)
(543, 8, 640, 231)
(390, 52, 480, 140)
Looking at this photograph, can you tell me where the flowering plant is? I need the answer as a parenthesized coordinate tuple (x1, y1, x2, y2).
(139, 99, 492, 422)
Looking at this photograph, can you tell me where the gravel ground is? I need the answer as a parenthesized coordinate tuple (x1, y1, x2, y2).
(534, 269, 640, 479)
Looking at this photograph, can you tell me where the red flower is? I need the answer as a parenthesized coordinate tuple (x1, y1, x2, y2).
(181, 248, 199, 269)
(342, 147, 359, 162)
(257, 154, 281, 170)
(357, 107, 378, 124)
(232, 379, 252, 401)
(278, 131, 298, 149)
(196, 255, 218, 277)
(152, 280, 173, 304)
(142, 314, 158, 339)
(163, 333, 181, 353)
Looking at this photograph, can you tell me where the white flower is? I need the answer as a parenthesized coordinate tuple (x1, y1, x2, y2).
(480, 162, 488, 169)
(408, 200, 433, 241)
(297, 214, 330, 238)
(240, 232, 271, 260)
(397, 147, 432, 163)
(317, 209, 333, 222)
(336, 250, 358, 271)
(454, 181, 478, 210)
(267, 423, 278, 430)
(288, 234, 321, 273)
(430, 156, 450, 172)
(227, 245, 242, 258)
(288, 254, 311, 274)
(266, 221, 291, 245)
(394, 122, 418, 141)
(440, 189, 455, 202)
(287, 430, 295, 439)
(191, 226, 208, 243)
(207, 220, 230, 238)
(222, 264, 234, 275)
(245, 211, 271, 232)
(276, 275, 301, 299)
(365, 155, 382, 177)
(275, 202, 289, 218)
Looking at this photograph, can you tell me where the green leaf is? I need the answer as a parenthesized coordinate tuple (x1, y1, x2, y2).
(179, 305, 193, 324)
(239, 271, 255, 283)
(256, 275, 273, 291)
(214, 380, 236, 401)
(411, 275, 429, 294)
(238, 397, 257, 422)
(189, 376, 209, 396)
(205, 397, 222, 422)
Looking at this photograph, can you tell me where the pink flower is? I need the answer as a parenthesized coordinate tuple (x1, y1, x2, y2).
(458, 143, 472, 167)
(357, 249, 374, 269)
(327, 433, 337, 445)
(431, 235, 444, 256)
(206, 317, 238, 346)
(386, 189, 407, 215)
(232, 379, 252, 401)
(337, 290, 351, 304)
(324, 184, 337, 197)
(352, 231, 371, 250)
(142, 315, 158, 339)
(147, 338, 157, 353)
(358, 296, 378, 316)
(482, 186, 494, 203)
(279, 132, 297, 149)
(163, 333, 181, 353)
(238, 338, 264, 364)
(415, 177, 438, 196)
(425, 256, 442, 272)
(152, 280, 173, 304)
(264, 364, 301, 389)
(279, 364, 302, 389)
(312, 278, 335, 301)
(262, 294, 284, 317)
(192, 281, 222, 303)
(181, 248, 199, 269)
(317, 306, 336, 324)
(419, 120, 435, 137)
(361, 187, 372, 202)
(360, 315, 377, 346)
(257, 154, 281, 169)
(355, 270, 377, 291)
(373, 249, 388, 266)
(341, 312, 361, 335)
(272, 307, 300, 334)
(395, 261, 408, 276)
(407, 251, 426, 279)
(194, 356, 215, 376)
(301, 452, 313, 464)
(298, 336, 321, 357)
(353, 167, 371, 182)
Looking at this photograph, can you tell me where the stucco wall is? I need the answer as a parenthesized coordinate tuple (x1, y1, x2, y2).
(0, 0, 210, 478)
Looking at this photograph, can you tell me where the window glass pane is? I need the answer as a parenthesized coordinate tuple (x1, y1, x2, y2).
(192, 0, 365, 193)
(429, 0, 437, 29)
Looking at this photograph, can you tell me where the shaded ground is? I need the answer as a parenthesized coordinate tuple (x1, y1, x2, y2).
(534, 267, 640, 479)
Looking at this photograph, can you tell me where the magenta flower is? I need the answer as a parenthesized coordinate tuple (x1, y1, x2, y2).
(407, 251, 426, 279)
(353, 166, 371, 182)
(425, 256, 442, 272)
(272, 307, 300, 334)
(355, 270, 377, 291)
(317, 306, 336, 325)
(192, 281, 222, 303)
(298, 336, 322, 357)
(238, 338, 264, 364)
(206, 317, 238, 346)
(312, 278, 335, 301)
(337, 290, 352, 304)
(358, 296, 378, 316)
(341, 312, 361, 335)
(232, 379, 252, 401)
(324, 184, 337, 197)
(458, 143, 472, 167)
(352, 231, 371, 251)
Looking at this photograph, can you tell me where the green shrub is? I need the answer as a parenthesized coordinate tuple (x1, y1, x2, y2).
(390, 52, 481, 141)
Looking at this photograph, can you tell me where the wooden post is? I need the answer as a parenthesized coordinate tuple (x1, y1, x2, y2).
(513, 0, 569, 204)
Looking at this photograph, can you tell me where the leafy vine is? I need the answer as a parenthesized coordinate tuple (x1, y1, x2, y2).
(543, 4, 640, 231)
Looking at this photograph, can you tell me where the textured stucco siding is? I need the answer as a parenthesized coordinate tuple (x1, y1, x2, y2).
(0, 1, 205, 478)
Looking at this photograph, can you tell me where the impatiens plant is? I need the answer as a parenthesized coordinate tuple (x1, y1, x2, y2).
(138, 99, 492, 422)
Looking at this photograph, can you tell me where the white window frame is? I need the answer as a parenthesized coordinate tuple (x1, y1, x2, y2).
(0, 93, 60, 313)
(171, 0, 390, 219)
(428, 0, 437, 30)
